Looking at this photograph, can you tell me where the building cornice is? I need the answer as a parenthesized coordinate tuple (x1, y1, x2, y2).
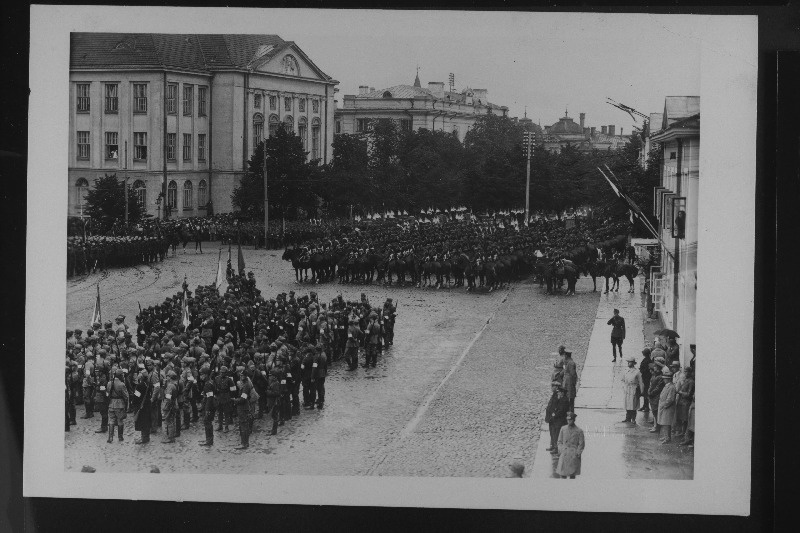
(650, 126, 700, 143)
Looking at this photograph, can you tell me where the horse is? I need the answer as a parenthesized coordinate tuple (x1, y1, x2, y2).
(282, 247, 312, 283)
(555, 259, 579, 295)
(612, 263, 639, 293)
(587, 260, 619, 293)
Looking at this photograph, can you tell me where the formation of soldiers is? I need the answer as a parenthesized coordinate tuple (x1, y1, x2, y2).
(67, 235, 170, 277)
(65, 272, 398, 450)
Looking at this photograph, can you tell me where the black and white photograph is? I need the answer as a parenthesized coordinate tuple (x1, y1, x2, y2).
(24, 6, 757, 514)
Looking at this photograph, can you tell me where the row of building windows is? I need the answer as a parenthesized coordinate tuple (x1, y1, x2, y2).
(252, 114, 321, 159)
(76, 82, 208, 116)
(73, 178, 209, 215)
(76, 131, 206, 162)
(355, 118, 413, 133)
(253, 94, 320, 114)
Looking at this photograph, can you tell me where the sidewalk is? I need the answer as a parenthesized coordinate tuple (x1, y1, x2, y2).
(530, 275, 694, 479)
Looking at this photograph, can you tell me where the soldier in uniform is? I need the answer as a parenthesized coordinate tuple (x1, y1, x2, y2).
(364, 312, 382, 368)
(198, 366, 217, 446)
(107, 368, 129, 443)
(233, 366, 253, 449)
(311, 345, 328, 409)
(81, 353, 95, 419)
(93, 367, 110, 434)
(382, 298, 396, 346)
(266, 366, 282, 435)
(345, 319, 362, 371)
(161, 370, 179, 444)
(214, 365, 235, 432)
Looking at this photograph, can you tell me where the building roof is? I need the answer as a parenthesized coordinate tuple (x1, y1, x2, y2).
(70, 33, 333, 81)
(355, 83, 507, 110)
(548, 115, 585, 135)
(662, 97, 700, 129)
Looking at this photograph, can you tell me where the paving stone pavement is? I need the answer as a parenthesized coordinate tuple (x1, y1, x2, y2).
(530, 275, 694, 479)
(65, 248, 604, 476)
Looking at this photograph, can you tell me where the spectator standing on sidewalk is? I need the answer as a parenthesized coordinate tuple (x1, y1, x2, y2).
(674, 367, 695, 439)
(638, 348, 653, 414)
(562, 351, 578, 411)
(545, 383, 570, 454)
(657, 367, 677, 443)
(556, 412, 585, 479)
(621, 355, 645, 424)
(648, 357, 666, 433)
(666, 337, 680, 366)
(607, 309, 626, 362)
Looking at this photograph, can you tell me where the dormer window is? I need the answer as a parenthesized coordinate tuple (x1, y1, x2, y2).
(383, 91, 393, 98)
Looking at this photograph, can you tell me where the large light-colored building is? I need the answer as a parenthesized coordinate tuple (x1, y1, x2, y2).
(541, 111, 630, 153)
(649, 96, 700, 364)
(334, 73, 508, 142)
(69, 33, 338, 218)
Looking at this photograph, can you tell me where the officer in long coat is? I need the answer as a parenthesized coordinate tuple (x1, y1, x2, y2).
(232, 366, 253, 449)
(198, 367, 217, 446)
(107, 369, 129, 443)
(562, 351, 578, 411)
(556, 412, 585, 479)
(657, 367, 677, 443)
(364, 313, 382, 368)
(214, 366, 235, 432)
(81, 354, 95, 419)
(311, 346, 328, 409)
(544, 383, 570, 453)
(345, 319, 362, 371)
(93, 367, 110, 434)
(161, 371, 179, 443)
(132, 369, 152, 444)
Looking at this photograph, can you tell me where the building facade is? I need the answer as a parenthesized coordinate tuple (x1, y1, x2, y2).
(334, 73, 508, 142)
(69, 33, 338, 218)
(541, 111, 630, 153)
(649, 96, 700, 365)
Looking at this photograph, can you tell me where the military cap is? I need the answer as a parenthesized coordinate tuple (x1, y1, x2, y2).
(168, 370, 178, 379)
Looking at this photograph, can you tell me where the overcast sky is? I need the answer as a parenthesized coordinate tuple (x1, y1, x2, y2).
(79, 8, 707, 134)
(265, 10, 704, 134)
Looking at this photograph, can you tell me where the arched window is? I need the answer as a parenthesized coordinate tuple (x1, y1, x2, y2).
(75, 178, 89, 216)
(253, 113, 264, 153)
(183, 180, 193, 209)
(167, 180, 177, 209)
(311, 118, 321, 160)
(133, 180, 146, 209)
(268, 114, 279, 137)
(283, 115, 294, 132)
(382, 91, 393, 98)
(298, 117, 308, 152)
(198, 179, 207, 207)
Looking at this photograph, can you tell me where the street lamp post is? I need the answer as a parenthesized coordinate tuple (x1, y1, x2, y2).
(123, 141, 129, 226)
(263, 142, 269, 248)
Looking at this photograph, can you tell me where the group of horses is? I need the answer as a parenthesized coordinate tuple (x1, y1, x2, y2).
(281, 244, 639, 296)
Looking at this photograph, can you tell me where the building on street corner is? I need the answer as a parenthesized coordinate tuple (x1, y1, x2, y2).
(649, 96, 700, 365)
(69, 33, 338, 218)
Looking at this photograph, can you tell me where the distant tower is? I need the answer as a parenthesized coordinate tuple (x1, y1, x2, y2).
(413, 66, 421, 88)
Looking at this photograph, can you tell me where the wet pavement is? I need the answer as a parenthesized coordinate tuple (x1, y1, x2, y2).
(66, 245, 599, 476)
(530, 276, 694, 479)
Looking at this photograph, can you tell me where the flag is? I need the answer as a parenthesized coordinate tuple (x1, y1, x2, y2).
(181, 288, 190, 329)
(90, 284, 101, 326)
(237, 242, 245, 275)
(629, 209, 636, 224)
(214, 248, 224, 288)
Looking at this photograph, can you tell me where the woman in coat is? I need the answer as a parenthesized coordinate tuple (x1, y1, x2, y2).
(648, 358, 666, 432)
(556, 412, 585, 479)
(657, 367, 677, 443)
(675, 367, 695, 437)
(621, 355, 645, 423)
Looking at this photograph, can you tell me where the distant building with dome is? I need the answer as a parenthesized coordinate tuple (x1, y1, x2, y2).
(335, 71, 509, 142)
(541, 110, 630, 153)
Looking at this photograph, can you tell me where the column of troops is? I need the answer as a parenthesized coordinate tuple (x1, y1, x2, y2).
(65, 273, 398, 451)
(67, 235, 170, 277)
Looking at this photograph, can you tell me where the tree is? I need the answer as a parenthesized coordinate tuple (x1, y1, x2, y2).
(83, 174, 143, 230)
(319, 133, 371, 217)
(231, 123, 321, 219)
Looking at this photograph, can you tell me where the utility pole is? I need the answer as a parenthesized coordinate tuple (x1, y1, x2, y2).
(124, 141, 129, 226)
(523, 130, 534, 226)
(262, 142, 268, 247)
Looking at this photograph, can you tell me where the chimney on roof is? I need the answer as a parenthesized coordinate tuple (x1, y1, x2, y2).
(428, 82, 445, 100)
(583, 127, 590, 137)
(601, 126, 607, 134)
(359, 85, 369, 95)
(620, 127, 623, 136)
(370, 87, 375, 93)
(579, 113, 585, 128)
(608, 125, 615, 136)
(591, 127, 596, 137)
(472, 89, 488, 105)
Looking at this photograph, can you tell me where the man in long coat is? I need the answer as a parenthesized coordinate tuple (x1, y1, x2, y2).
(544, 383, 570, 453)
(556, 412, 585, 479)
(621, 355, 645, 424)
(161, 371, 179, 443)
(132, 369, 152, 444)
(657, 367, 677, 443)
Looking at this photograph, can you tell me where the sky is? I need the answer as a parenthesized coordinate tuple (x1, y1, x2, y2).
(262, 10, 704, 134)
(71, 8, 706, 134)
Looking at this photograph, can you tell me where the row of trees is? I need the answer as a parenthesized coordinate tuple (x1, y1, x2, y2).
(231, 115, 660, 234)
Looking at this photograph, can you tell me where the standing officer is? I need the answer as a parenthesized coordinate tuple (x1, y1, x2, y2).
(382, 298, 396, 346)
(233, 366, 253, 449)
(132, 369, 152, 445)
(607, 308, 626, 362)
(81, 353, 95, 419)
(147, 359, 162, 435)
(107, 368, 129, 443)
(161, 370, 179, 444)
(345, 319, 362, 371)
(214, 366, 234, 432)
